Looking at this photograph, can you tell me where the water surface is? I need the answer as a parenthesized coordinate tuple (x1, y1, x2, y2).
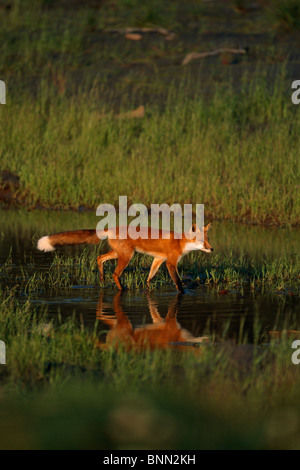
(0, 209, 299, 343)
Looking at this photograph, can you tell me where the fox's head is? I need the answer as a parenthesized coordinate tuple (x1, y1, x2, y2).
(186, 222, 213, 253)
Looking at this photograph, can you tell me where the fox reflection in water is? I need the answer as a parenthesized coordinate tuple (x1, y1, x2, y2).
(96, 292, 209, 351)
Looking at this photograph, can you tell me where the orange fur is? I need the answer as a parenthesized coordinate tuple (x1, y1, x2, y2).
(96, 291, 209, 351)
(37, 223, 213, 293)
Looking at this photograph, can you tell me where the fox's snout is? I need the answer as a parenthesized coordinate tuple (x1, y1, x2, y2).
(202, 244, 213, 253)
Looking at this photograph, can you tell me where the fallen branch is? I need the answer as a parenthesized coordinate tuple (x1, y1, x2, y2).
(104, 27, 172, 36)
(116, 105, 145, 119)
(181, 48, 247, 66)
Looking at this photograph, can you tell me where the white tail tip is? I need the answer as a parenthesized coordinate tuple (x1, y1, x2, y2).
(37, 236, 55, 252)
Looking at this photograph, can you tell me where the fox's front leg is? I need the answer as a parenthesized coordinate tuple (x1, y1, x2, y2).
(97, 251, 118, 282)
(166, 258, 184, 294)
(146, 257, 165, 290)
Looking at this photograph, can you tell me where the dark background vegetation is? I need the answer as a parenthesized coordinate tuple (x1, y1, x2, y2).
(0, 0, 300, 450)
(0, 0, 299, 224)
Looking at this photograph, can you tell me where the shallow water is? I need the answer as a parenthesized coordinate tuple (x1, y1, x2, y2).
(0, 208, 299, 343)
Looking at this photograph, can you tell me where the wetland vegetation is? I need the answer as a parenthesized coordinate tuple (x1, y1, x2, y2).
(0, 0, 299, 450)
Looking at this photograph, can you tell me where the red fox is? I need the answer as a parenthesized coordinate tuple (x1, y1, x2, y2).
(37, 223, 213, 293)
(96, 291, 209, 351)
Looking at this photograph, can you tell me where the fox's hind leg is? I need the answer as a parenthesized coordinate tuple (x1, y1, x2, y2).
(113, 252, 134, 290)
(97, 250, 118, 282)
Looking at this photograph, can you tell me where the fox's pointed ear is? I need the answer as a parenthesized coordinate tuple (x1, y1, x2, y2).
(187, 223, 200, 238)
(187, 223, 203, 241)
(190, 223, 201, 233)
(205, 222, 212, 231)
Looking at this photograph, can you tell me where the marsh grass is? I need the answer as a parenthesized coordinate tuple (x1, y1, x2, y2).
(268, 0, 300, 31)
(2, 246, 298, 294)
(1, 1, 299, 225)
(0, 0, 205, 79)
(1, 0, 300, 450)
(1, 72, 299, 225)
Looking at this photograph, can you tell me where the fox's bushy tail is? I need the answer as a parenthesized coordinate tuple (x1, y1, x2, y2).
(37, 229, 99, 252)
